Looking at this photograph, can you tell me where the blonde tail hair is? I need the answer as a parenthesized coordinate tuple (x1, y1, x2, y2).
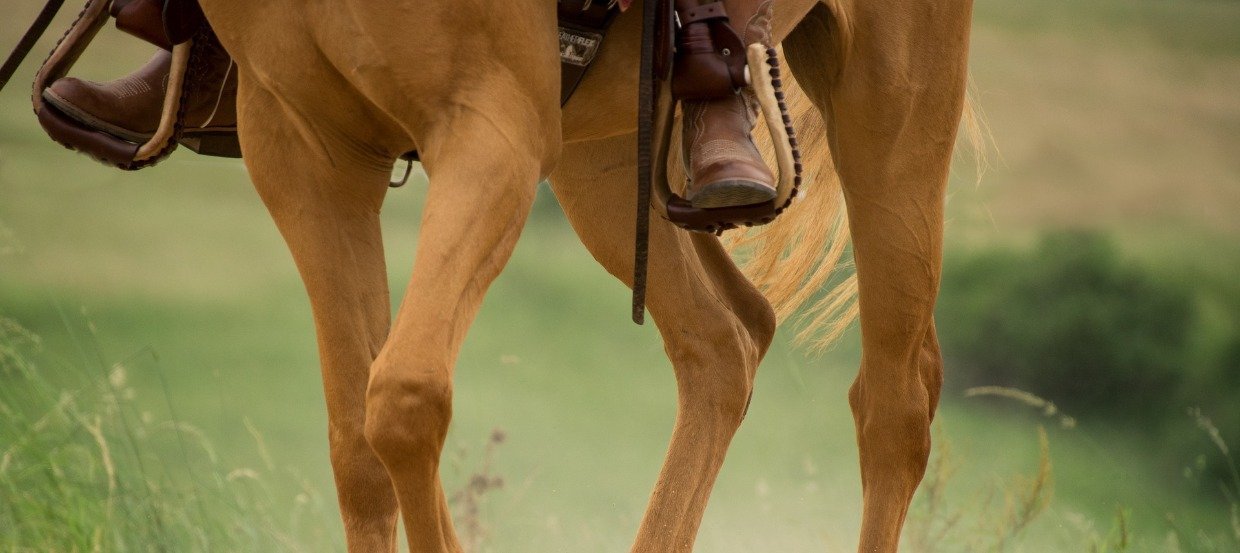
(723, 62, 987, 352)
(723, 68, 858, 352)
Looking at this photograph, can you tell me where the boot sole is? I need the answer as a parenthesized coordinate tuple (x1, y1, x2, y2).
(688, 179, 778, 209)
(42, 88, 240, 158)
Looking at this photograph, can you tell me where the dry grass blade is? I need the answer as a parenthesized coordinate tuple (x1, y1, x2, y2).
(449, 429, 508, 553)
(992, 426, 1054, 550)
(965, 386, 1077, 429)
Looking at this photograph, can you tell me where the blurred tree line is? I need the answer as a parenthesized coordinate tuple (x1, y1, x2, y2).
(936, 230, 1240, 487)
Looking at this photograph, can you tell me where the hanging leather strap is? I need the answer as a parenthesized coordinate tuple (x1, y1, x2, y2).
(632, 0, 660, 324)
(0, 0, 66, 92)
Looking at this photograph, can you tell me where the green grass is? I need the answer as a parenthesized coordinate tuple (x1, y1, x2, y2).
(3, 0, 1240, 550)
(0, 313, 339, 552)
(2, 184, 1234, 550)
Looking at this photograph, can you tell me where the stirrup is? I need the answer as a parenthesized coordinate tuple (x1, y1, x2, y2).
(632, 0, 803, 323)
(654, 45, 803, 235)
(30, 0, 217, 169)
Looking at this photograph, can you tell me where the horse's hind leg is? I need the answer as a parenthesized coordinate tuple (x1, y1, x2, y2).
(550, 135, 776, 552)
(783, 1, 973, 551)
(239, 86, 400, 551)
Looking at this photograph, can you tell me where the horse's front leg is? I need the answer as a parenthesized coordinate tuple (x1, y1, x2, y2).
(238, 84, 400, 552)
(362, 92, 558, 552)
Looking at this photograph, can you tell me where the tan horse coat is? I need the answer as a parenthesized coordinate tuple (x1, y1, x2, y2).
(196, 0, 974, 551)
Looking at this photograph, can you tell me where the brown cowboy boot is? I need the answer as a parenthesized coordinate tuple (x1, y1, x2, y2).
(677, 0, 776, 209)
(41, 37, 237, 153)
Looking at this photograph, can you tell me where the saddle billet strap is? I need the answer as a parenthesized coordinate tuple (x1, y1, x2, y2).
(0, 0, 66, 93)
(558, 0, 619, 106)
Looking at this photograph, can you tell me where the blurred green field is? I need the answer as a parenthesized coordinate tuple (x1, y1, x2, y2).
(2, 0, 1239, 551)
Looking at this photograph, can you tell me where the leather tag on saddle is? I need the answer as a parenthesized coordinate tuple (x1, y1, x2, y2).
(558, 0, 620, 106)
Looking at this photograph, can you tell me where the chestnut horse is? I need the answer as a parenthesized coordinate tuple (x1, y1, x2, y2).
(196, 0, 973, 551)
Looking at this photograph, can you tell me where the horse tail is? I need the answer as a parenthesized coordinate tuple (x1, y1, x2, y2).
(722, 69, 857, 352)
(726, 55, 987, 352)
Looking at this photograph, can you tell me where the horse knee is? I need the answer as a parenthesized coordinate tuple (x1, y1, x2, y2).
(363, 361, 453, 465)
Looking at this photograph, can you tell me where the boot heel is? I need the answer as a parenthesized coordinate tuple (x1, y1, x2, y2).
(180, 132, 241, 158)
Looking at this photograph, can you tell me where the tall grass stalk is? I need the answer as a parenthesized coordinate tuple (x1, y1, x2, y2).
(447, 429, 507, 553)
(904, 423, 1053, 553)
(1168, 408, 1240, 552)
(0, 314, 336, 552)
(908, 387, 1240, 552)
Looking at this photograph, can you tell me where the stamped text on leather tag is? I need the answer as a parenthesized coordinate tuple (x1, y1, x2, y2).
(559, 27, 603, 67)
